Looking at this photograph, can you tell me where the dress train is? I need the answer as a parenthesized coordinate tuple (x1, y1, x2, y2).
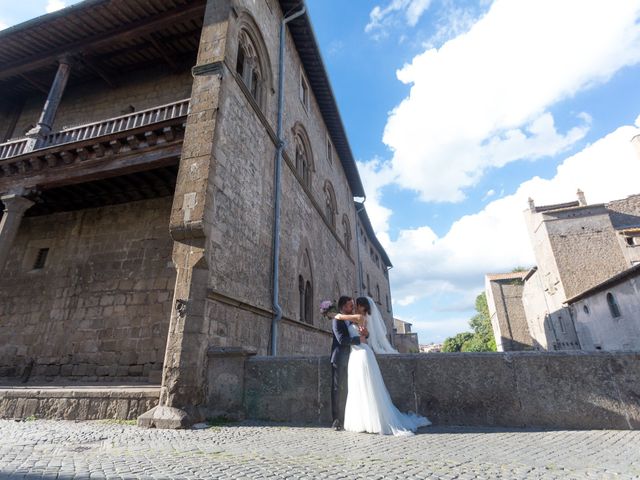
(343, 343, 431, 436)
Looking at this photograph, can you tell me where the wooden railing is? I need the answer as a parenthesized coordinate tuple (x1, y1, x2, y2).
(0, 138, 28, 160)
(0, 98, 190, 160)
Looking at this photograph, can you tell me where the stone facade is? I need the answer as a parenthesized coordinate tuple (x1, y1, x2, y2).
(0, 197, 175, 382)
(567, 265, 640, 351)
(0, 0, 394, 425)
(487, 190, 640, 352)
(485, 272, 534, 351)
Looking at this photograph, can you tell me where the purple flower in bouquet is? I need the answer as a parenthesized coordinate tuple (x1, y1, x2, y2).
(319, 300, 337, 316)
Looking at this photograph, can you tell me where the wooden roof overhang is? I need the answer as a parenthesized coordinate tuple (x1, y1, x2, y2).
(0, 0, 206, 98)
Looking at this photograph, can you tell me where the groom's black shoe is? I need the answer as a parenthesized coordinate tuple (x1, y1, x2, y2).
(331, 419, 343, 431)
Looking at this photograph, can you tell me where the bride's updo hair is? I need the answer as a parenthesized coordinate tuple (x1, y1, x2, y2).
(355, 297, 371, 315)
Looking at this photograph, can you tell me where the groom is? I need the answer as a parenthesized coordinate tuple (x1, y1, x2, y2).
(330, 296, 361, 431)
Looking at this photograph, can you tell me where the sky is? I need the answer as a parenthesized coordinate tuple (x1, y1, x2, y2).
(3, 1, 640, 344)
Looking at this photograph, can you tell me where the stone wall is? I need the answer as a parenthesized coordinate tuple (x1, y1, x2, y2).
(9, 67, 193, 141)
(237, 352, 640, 430)
(546, 207, 628, 299)
(608, 194, 640, 266)
(486, 278, 533, 351)
(0, 386, 159, 421)
(0, 197, 175, 382)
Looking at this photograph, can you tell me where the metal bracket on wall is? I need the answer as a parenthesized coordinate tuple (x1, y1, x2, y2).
(175, 299, 188, 317)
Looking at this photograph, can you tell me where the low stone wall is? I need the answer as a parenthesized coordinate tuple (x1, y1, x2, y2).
(239, 352, 640, 430)
(0, 386, 159, 421)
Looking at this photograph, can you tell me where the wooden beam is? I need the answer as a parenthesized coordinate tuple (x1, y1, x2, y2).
(0, 1, 206, 80)
(0, 144, 182, 192)
(18, 74, 49, 94)
(79, 56, 117, 88)
(148, 34, 180, 72)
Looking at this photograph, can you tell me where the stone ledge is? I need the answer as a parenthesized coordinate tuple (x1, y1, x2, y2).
(0, 384, 160, 421)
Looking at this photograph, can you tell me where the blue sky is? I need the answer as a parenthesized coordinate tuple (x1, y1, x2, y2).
(3, 1, 640, 344)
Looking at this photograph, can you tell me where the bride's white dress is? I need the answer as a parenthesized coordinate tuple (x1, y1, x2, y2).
(343, 298, 431, 436)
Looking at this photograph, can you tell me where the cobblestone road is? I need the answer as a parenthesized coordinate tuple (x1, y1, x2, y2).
(0, 419, 639, 479)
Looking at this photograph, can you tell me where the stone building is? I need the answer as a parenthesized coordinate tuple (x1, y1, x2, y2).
(0, 0, 393, 425)
(566, 264, 640, 351)
(485, 272, 533, 351)
(486, 187, 640, 351)
(392, 318, 419, 353)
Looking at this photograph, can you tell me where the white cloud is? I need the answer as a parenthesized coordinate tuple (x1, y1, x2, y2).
(383, 0, 640, 202)
(366, 0, 432, 39)
(356, 158, 396, 236)
(385, 122, 640, 308)
(482, 189, 495, 201)
(46, 0, 66, 13)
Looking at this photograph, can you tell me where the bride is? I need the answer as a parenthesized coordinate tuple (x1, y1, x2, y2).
(336, 296, 431, 436)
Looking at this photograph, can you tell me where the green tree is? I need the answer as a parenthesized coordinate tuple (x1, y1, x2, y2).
(442, 292, 497, 352)
(442, 332, 474, 352)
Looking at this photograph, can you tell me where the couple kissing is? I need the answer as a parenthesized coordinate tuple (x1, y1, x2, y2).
(324, 296, 431, 436)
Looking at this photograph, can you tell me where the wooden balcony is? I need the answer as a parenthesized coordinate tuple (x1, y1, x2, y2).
(0, 99, 189, 160)
(0, 99, 189, 193)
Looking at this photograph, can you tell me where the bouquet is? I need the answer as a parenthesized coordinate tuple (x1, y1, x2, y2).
(319, 300, 337, 317)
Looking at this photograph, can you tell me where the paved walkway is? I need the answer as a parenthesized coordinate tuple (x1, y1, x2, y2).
(0, 419, 639, 479)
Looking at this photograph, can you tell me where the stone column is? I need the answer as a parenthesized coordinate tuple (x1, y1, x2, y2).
(25, 57, 72, 151)
(0, 193, 34, 272)
(138, 0, 231, 429)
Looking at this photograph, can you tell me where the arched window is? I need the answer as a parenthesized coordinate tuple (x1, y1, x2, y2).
(297, 248, 314, 325)
(323, 181, 337, 228)
(304, 281, 313, 324)
(236, 30, 263, 105)
(298, 275, 305, 321)
(291, 123, 314, 188)
(294, 135, 311, 187)
(376, 284, 380, 302)
(607, 292, 621, 318)
(233, 11, 273, 111)
(342, 214, 352, 254)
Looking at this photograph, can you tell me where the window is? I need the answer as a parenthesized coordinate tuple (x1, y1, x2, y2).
(342, 215, 352, 254)
(558, 315, 566, 334)
(375, 284, 380, 302)
(300, 71, 309, 110)
(323, 181, 337, 228)
(607, 292, 621, 318)
(33, 248, 49, 270)
(304, 281, 313, 324)
(236, 30, 264, 106)
(326, 137, 333, 165)
(366, 274, 371, 296)
(294, 135, 311, 187)
(298, 275, 305, 321)
(583, 304, 590, 315)
(291, 125, 314, 188)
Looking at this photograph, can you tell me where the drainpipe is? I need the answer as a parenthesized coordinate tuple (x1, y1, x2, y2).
(354, 199, 366, 297)
(270, 3, 306, 356)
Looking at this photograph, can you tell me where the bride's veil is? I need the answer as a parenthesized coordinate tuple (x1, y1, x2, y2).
(364, 296, 398, 354)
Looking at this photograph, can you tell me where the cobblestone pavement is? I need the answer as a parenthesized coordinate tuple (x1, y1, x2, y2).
(0, 419, 639, 479)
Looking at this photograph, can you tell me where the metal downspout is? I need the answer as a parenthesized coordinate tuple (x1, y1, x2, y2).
(270, 4, 306, 356)
(355, 199, 366, 297)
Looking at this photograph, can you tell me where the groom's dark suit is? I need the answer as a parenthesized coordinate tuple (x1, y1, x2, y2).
(331, 318, 360, 428)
